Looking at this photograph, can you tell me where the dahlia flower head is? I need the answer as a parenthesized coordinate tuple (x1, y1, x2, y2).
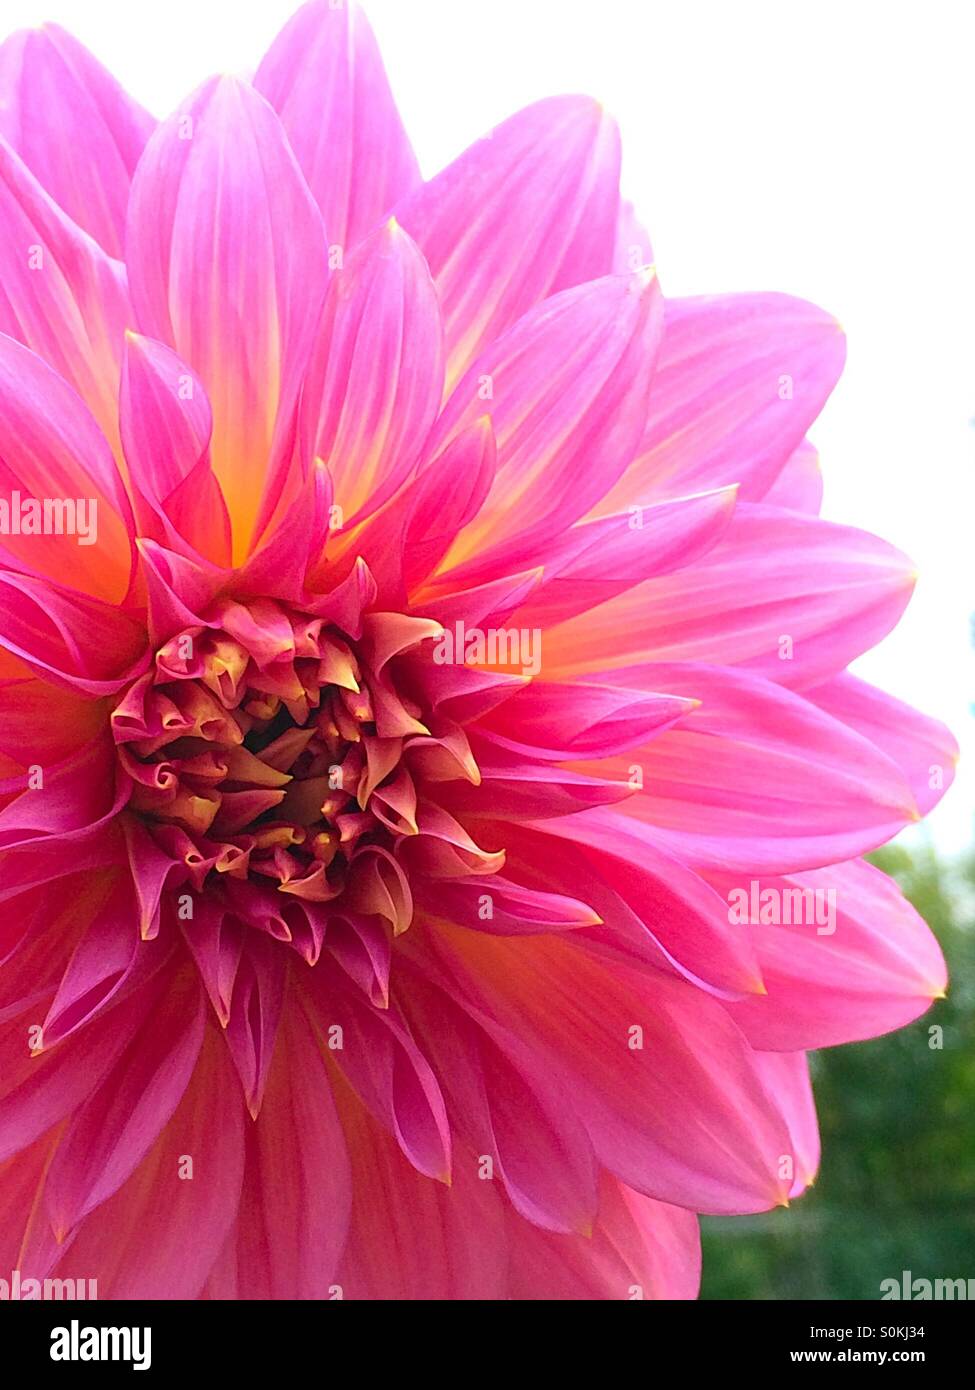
(0, 0, 956, 1301)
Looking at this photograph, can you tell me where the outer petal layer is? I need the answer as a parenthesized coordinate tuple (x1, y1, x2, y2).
(255, 0, 420, 253)
(396, 96, 622, 389)
(126, 77, 329, 558)
(0, 23, 154, 257)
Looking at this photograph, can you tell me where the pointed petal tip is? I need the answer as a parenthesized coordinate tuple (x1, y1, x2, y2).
(631, 263, 658, 292)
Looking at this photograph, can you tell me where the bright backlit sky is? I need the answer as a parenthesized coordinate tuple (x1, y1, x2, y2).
(5, 0, 974, 849)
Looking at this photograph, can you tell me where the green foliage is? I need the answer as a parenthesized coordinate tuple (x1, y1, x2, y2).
(701, 844, 975, 1300)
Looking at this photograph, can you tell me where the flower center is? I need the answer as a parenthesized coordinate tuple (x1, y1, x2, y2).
(110, 595, 467, 959)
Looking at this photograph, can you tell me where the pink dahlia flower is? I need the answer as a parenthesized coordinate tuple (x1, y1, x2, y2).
(0, 1, 955, 1300)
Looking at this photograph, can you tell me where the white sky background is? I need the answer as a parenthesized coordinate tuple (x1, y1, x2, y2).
(5, 0, 974, 851)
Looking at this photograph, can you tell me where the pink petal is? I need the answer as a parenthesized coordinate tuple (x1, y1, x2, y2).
(126, 76, 329, 558)
(588, 662, 919, 873)
(761, 438, 823, 513)
(399, 965, 598, 1234)
(807, 673, 959, 815)
(544, 503, 917, 689)
(342, 417, 497, 605)
(223, 933, 286, 1118)
(0, 1131, 60, 1277)
(334, 1095, 508, 1300)
(444, 738, 631, 820)
(0, 734, 126, 850)
(254, 0, 420, 252)
(427, 270, 664, 573)
(599, 292, 846, 511)
(751, 1051, 820, 1197)
(717, 858, 947, 1049)
(0, 975, 163, 1164)
(409, 926, 795, 1213)
(0, 141, 130, 454)
(475, 681, 696, 760)
(507, 1176, 701, 1300)
(235, 461, 333, 604)
(0, 334, 135, 601)
(523, 811, 764, 998)
(0, 571, 147, 695)
(304, 960, 451, 1182)
(44, 967, 205, 1235)
(120, 332, 231, 568)
(0, 23, 153, 257)
(207, 1003, 349, 1300)
(46, 1021, 245, 1299)
(413, 873, 600, 937)
(501, 486, 739, 630)
(299, 219, 444, 523)
(396, 96, 621, 388)
(41, 875, 173, 1049)
(0, 675, 105, 764)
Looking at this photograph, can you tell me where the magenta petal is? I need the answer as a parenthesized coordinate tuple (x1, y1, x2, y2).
(0, 734, 126, 849)
(211, 1003, 350, 1300)
(44, 970, 205, 1235)
(343, 417, 497, 605)
(412, 926, 795, 1214)
(333, 1101, 508, 1301)
(0, 23, 153, 257)
(414, 874, 600, 937)
(545, 503, 917, 689)
(223, 934, 286, 1118)
(41, 877, 172, 1049)
(427, 270, 664, 571)
(718, 858, 947, 1050)
(0, 571, 147, 695)
(300, 219, 444, 525)
(601, 292, 846, 510)
(523, 811, 764, 999)
(255, 0, 420, 252)
(305, 960, 451, 1183)
(126, 76, 329, 558)
(594, 662, 919, 873)
(475, 681, 697, 761)
(0, 141, 131, 454)
(751, 1051, 820, 1197)
(46, 1022, 246, 1299)
(807, 673, 959, 815)
(120, 332, 232, 568)
(506, 1178, 701, 1300)
(761, 439, 823, 513)
(0, 979, 161, 1165)
(0, 334, 135, 601)
(504, 487, 739, 629)
(399, 968, 599, 1235)
(396, 95, 622, 388)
